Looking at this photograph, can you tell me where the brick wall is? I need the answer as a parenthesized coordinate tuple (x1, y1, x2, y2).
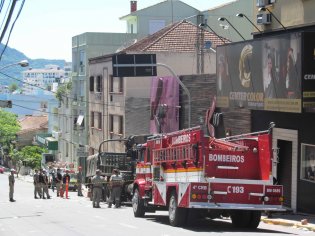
(179, 74, 251, 136)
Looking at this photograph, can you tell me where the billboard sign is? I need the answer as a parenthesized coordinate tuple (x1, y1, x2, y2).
(112, 54, 157, 77)
(302, 32, 315, 113)
(216, 32, 302, 113)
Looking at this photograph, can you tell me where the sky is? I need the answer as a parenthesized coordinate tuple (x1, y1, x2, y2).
(8, 0, 234, 62)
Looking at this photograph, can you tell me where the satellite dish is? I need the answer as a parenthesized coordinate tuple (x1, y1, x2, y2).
(204, 41, 212, 49)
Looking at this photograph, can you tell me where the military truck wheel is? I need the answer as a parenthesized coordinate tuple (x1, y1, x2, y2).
(132, 188, 145, 217)
(248, 211, 261, 229)
(169, 191, 187, 227)
(231, 210, 251, 228)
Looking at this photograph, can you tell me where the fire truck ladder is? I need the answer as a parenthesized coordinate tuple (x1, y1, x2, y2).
(152, 144, 194, 164)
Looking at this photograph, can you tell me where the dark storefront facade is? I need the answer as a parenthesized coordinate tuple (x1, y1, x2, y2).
(216, 31, 315, 213)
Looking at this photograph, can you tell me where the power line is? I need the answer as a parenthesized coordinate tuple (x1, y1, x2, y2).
(0, 0, 16, 45)
(0, 0, 25, 60)
(0, 0, 11, 32)
(0, 71, 208, 110)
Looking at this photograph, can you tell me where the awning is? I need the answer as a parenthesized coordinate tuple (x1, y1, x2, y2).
(76, 115, 84, 126)
(45, 137, 58, 150)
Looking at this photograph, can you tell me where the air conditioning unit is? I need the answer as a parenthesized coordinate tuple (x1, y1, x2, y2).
(256, 0, 269, 7)
(256, 0, 275, 7)
(257, 13, 272, 25)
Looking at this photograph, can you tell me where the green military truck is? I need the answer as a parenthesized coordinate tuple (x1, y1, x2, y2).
(82, 135, 149, 203)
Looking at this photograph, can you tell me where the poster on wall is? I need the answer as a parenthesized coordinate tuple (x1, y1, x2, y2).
(302, 32, 315, 113)
(301, 144, 315, 182)
(216, 32, 302, 113)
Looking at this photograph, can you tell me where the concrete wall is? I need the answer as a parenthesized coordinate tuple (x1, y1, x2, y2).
(256, 0, 315, 31)
(124, 1, 200, 36)
(206, 0, 254, 41)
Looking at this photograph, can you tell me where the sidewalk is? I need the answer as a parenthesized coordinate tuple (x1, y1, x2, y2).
(262, 212, 315, 232)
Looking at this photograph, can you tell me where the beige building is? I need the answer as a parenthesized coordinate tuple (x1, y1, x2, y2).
(88, 20, 227, 154)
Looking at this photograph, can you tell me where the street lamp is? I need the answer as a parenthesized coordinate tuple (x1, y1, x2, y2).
(0, 59, 29, 70)
(258, 7, 287, 30)
(236, 13, 262, 34)
(198, 22, 227, 44)
(218, 17, 246, 40)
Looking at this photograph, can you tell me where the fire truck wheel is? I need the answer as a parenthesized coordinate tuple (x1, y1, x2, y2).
(132, 188, 145, 217)
(169, 191, 187, 227)
(231, 210, 251, 228)
(248, 211, 261, 229)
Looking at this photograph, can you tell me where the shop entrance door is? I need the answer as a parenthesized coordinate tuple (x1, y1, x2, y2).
(277, 140, 292, 207)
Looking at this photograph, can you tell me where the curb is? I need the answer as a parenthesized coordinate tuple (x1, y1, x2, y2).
(262, 218, 315, 232)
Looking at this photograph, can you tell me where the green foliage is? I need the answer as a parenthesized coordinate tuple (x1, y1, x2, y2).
(8, 83, 18, 92)
(55, 81, 72, 103)
(0, 109, 20, 146)
(11, 146, 48, 169)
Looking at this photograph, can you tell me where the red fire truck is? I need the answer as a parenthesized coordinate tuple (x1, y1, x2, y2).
(131, 125, 284, 228)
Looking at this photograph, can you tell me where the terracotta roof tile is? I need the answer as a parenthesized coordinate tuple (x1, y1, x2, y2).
(18, 115, 48, 133)
(123, 20, 229, 53)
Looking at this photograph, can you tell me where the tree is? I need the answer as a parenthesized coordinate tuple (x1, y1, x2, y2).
(8, 83, 18, 93)
(10, 146, 48, 176)
(20, 146, 48, 169)
(0, 109, 20, 148)
(11, 150, 23, 177)
(55, 81, 72, 104)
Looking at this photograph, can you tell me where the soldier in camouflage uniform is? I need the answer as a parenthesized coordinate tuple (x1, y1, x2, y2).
(42, 170, 51, 199)
(33, 169, 42, 199)
(9, 169, 15, 202)
(76, 167, 83, 197)
(91, 169, 104, 208)
(55, 168, 62, 197)
(108, 169, 123, 208)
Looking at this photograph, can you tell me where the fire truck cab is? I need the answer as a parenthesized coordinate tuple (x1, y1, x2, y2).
(132, 125, 284, 228)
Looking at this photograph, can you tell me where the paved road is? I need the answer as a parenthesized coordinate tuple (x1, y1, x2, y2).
(0, 173, 312, 236)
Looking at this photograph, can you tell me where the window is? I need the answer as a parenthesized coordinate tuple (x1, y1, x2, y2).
(118, 116, 123, 135)
(98, 112, 102, 129)
(40, 101, 47, 109)
(149, 20, 165, 34)
(96, 75, 102, 92)
(301, 144, 315, 182)
(109, 115, 114, 133)
(91, 112, 94, 127)
(119, 77, 124, 93)
(109, 75, 114, 92)
(76, 115, 84, 127)
(79, 50, 86, 74)
(80, 80, 85, 97)
(72, 50, 78, 72)
(89, 76, 94, 92)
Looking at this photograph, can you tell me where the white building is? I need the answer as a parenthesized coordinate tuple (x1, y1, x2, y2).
(22, 65, 65, 95)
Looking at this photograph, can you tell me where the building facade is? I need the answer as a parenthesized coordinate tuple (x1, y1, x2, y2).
(87, 20, 224, 156)
(214, 0, 315, 214)
(205, 0, 255, 41)
(62, 1, 211, 168)
(22, 65, 65, 95)
(120, 0, 201, 36)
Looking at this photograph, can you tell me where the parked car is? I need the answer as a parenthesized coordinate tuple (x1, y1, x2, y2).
(0, 165, 5, 174)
